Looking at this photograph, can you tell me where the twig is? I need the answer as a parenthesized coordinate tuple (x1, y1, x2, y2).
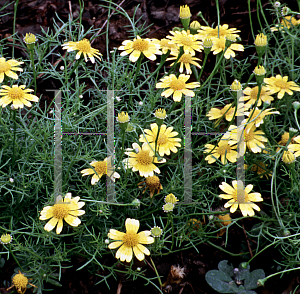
(241, 220, 253, 258)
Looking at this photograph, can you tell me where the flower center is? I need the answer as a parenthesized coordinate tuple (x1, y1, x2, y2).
(217, 144, 231, 155)
(12, 273, 28, 288)
(180, 36, 193, 46)
(77, 39, 92, 53)
(179, 54, 192, 63)
(52, 204, 70, 219)
(244, 131, 254, 142)
(169, 80, 185, 91)
(133, 39, 149, 52)
(157, 133, 168, 145)
(123, 232, 139, 247)
(8, 88, 24, 100)
(0, 61, 10, 73)
(94, 161, 107, 175)
(146, 176, 160, 188)
(136, 150, 153, 165)
(274, 80, 287, 89)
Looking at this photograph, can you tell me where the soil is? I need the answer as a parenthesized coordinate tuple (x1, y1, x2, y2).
(1, 0, 300, 293)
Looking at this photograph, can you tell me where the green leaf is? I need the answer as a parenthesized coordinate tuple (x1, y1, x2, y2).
(244, 269, 265, 290)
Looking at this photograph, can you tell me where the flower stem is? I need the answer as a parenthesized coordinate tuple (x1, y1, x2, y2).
(29, 49, 37, 95)
(198, 53, 208, 82)
(150, 257, 162, 287)
(129, 54, 144, 97)
(153, 124, 161, 163)
(11, 110, 17, 169)
(258, 267, 300, 286)
(115, 129, 126, 171)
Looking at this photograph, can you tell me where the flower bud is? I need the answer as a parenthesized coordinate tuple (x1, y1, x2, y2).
(24, 33, 37, 50)
(281, 6, 291, 16)
(203, 38, 213, 54)
(255, 33, 267, 56)
(254, 65, 266, 85)
(179, 5, 191, 30)
(117, 112, 130, 131)
(292, 101, 300, 110)
(189, 20, 200, 34)
(230, 80, 242, 99)
(225, 34, 236, 47)
(154, 108, 167, 126)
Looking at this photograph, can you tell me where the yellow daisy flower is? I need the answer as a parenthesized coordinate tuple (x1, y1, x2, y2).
(288, 135, 300, 158)
(246, 161, 272, 179)
(244, 108, 280, 130)
(206, 104, 242, 122)
(211, 37, 244, 59)
(81, 156, 120, 185)
(62, 38, 102, 63)
(167, 51, 201, 74)
(164, 193, 179, 204)
(139, 123, 181, 156)
(166, 30, 203, 55)
(39, 193, 85, 234)
(204, 134, 237, 165)
(156, 74, 200, 102)
(282, 150, 296, 164)
(0, 85, 39, 109)
(6, 270, 37, 294)
(278, 132, 295, 146)
(271, 16, 300, 31)
(219, 181, 263, 217)
(107, 218, 154, 262)
(264, 75, 300, 99)
(243, 86, 274, 108)
(228, 124, 268, 153)
(158, 38, 179, 55)
(123, 142, 166, 178)
(0, 233, 12, 244)
(138, 175, 163, 198)
(0, 57, 23, 83)
(118, 35, 161, 62)
(197, 24, 240, 40)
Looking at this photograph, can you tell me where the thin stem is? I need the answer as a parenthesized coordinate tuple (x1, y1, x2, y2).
(150, 257, 162, 287)
(12, 110, 17, 169)
(198, 53, 208, 82)
(12, 0, 19, 58)
(153, 124, 161, 163)
(115, 130, 126, 171)
(29, 49, 37, 94)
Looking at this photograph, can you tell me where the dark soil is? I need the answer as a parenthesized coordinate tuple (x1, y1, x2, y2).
(1, 0, 300, 293)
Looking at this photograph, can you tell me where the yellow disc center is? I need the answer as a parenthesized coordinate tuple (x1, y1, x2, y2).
(244, 131, 254, 142)
(217, 144, 231, 155)
(157, 133, 168, 145)
(274, 80, 287, 89)
(94, 161, 107, 175)
(169, 80, 185, 91)
(179, 54, 192, 63)
(12, 273, 28, 288)
(8, 88, 24, 100)
(52, 203, 70, 219)
(123, 232, 139, 247)
(136, 150, 153, 165)
(180, 37, 193, 46)
(145, 176, 160, 188)
(133, 39, 149, 52)
(77, 39, 92, 53)
(0, 61, 11, 73)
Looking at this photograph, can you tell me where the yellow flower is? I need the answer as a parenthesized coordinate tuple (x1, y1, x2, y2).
(204, 134, 237, 165)
(190, 21, 201, 30)
(230, 79, 242, 91)
(154, 108, 167, 120)
(157, 38, 178, 55)
(166, 30, 203, 55)
(7, 271, 37, 294)
(244, 108, 280, 130)
(23, 33, 36, 44)
(243, 86, 274, 108)
(151, 226, 163, 237)
(288, 135, 300, 158)
(278, 132, 295, 146)
(107, 218, 154, 262)
(253, 65, 266, 76)
(39, 193, 85, 234)
(264, 75, 300, 99)
(156, 73, 200, 102)
(118, 35, 161, 62)
(138, 175, 163, 198)
(219, 180, 263, 217)
(254, 33, 267, 46)
(167, 51, 201, 74)
(162, 202, 175, 212)
(247, 161, 272, 179)
(0, 85, 39, 109)
(117, 112, 130, 123)
(164, 193, 179, 204)
(123, 142, 166, 177)
(0, 57, 23, 83)
(282, 150, 296, 164)
(62, 38, 102, 63)
(206, 104, 237, 121)
(81, 156, 120, 185)
(271, 16, 300, 31)
(139, 123, 181, 156)
(228, 124, 268, 153)
(211, 37, 244, 59)
(217, 213, 231, 236)
(197, 24, 240, 40)
(179, 5, 191, 19)
(0, 233, 12, 244)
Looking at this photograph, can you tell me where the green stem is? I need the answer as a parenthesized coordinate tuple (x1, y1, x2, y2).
(247, 0, 255, 40)
(12, 0, 19, 58)
(150, 257, 162, 287)
(115, 130, 126, 171)
(8, 244, 24, 271)
(258, 267, 300, 286)
(11, 110, 17, 169)
(29, 49, 37, 94)
(129, 54, 144, 95)
(294, 109, 300, 131)
(198, 53, 208, 82)
(153, 124, 161, 163)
